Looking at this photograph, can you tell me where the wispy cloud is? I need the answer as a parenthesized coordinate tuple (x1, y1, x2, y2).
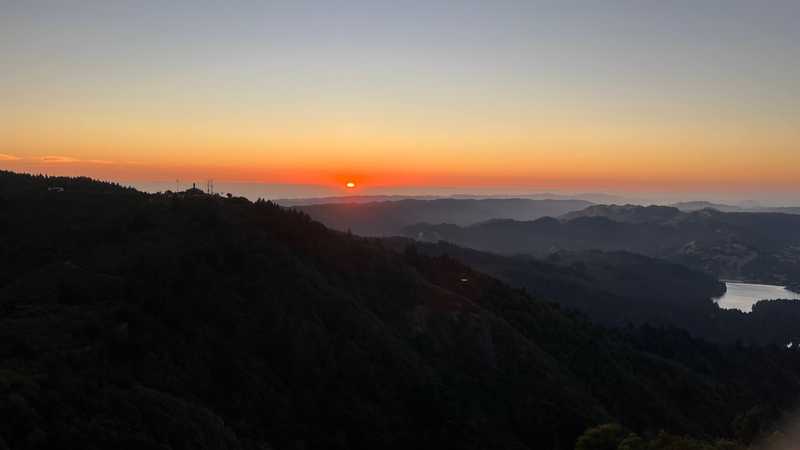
(40, 155, 115, 165)
(0, 153, 21, 161)
(40, 155, 80, 163)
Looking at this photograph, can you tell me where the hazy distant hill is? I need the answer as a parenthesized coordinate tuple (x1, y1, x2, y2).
(561, 204, 684, 223)
(292, 198, 592, 236)
(276, 192, 629, 207)
(769, 206, 800, 215)
(3, 170, 800, 449)
(276, 194, 442, 206)
(670, 201, 744, 212)
(670, 201, 800, 215)
(406, 205, 800, 286)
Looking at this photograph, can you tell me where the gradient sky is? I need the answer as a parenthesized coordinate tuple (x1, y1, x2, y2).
(2, 1, 799, 197)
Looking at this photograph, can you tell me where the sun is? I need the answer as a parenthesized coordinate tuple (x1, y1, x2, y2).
(345, 181, 356, 189)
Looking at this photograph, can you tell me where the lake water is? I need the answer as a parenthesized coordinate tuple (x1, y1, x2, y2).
(714, 282, 800, 312)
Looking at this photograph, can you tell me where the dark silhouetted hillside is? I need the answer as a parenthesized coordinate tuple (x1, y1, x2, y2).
(384, 239, 800, 346)
(1, 171, 800, 449)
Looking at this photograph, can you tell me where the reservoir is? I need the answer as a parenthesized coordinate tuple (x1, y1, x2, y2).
(714, 282, 800, 312)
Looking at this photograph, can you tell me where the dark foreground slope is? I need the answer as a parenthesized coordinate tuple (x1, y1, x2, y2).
(384, 240, 800, 346)
(385, 240, 724, 327)
(1, 171, 800, 449)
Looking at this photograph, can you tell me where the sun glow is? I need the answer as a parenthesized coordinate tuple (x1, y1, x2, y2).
(346, 181, 356, 189)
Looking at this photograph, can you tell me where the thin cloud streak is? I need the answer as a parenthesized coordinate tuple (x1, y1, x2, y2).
(40, 155, 81, 163)
(36, 155, 116, 165)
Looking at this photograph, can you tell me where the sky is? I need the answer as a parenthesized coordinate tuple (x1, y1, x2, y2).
(1, 1, 799, 201)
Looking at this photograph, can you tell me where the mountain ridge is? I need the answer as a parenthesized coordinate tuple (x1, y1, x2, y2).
(292, 198, 593, 236)
(405, 204, 800, 286)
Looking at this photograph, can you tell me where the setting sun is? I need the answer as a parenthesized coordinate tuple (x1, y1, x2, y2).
(345, 181, 356, 189)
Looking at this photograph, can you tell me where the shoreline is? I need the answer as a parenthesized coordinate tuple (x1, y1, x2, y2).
(720, 279, 789, 288)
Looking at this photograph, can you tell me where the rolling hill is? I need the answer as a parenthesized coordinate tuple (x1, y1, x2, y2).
(405, 205, 800, 286)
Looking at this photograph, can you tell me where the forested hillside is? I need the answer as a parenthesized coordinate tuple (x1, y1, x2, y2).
(384, 240, 800, 346)
(1, 171, 799, 449)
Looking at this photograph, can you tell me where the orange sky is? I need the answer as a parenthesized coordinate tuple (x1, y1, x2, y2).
(2, 2, 799, 195)
(3, 109, 798, 192)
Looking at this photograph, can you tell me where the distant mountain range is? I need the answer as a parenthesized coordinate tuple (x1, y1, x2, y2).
(405, 205, 800, 286)
(292, 198, 593, 236)
(279, 195, 800, 212)
(289, 197, 800, 241)
(276, 192, 631, 207)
